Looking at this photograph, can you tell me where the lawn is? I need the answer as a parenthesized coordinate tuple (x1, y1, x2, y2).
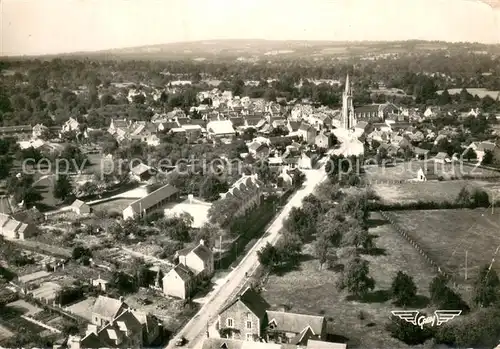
(64, 297, 95, 321)
(373, 179, 500, 204)
(387, 209, 500, 291)
(261, 212, 436, 348)
(364, 161, 499, 183)
(90, 198, 136, 213)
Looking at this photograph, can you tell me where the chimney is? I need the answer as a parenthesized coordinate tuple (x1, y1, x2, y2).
(86, 325, 98, 336)
(188, 194, 193, 203)
(199, 239, 205, 246)
(119, 296, 124, 303)
(68, 335, 81, 349)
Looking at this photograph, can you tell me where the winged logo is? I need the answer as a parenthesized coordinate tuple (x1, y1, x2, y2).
(435, 310, 462, 325)
(391, 310, 462, 329)
(391, 310, 419, 325)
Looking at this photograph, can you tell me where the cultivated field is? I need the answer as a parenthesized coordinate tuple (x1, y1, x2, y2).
(373, 180, 500, 204)
(387, 209, 500, 287)
(261, 212, 435, 348)
(364, 161, 499, 183)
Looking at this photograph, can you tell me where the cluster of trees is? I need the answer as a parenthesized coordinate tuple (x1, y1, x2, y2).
(324, 155, 363, 187)
(387, 265, 500, 348)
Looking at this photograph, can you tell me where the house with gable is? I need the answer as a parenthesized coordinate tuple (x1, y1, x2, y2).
(163, 239, 214, 299)
(217, 287, 271, 341)
(265, 310, 327, 345)
(217, 287, 328, 345)
(297, 123, 317, 145)
(71, 296, 160, 349)
(91, 295, 129, 327)
(62, 117, 80, 133)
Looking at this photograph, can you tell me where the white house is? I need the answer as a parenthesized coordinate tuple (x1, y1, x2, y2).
(206, 120, 236, 140)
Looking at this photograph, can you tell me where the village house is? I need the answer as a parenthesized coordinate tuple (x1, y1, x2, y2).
(217, 287, 328, 345)
(91, 295, 129, 327)
(181, 124, 204, 142)
(413, 147, 430, 160)
(462, 140, 498, 162)
(217, 287, 270, 341)
(433, 152, 451, 164)
(70, 199, 91, 215)
(201, 338, 347, 349)
(0, 213, 37, 240)
(61, 117, 80, 133)
(287, 120, 301, 134)
(163, 239, 214, 299)
(265, 310, 327, 345)
(162, 264, 195, 299)
(315, 132, 331, 149)
(207, 120, 236, 141)
(32, 123, 48, 138)
(297, 123, 317, 145)
(219, 174, 266, 218)
(69, 295, 160, 349)
(122, 184, 179, 220)
(247, 140, 270, 159)
(298, 152, 316, 170)
(129, 163, 157, 182)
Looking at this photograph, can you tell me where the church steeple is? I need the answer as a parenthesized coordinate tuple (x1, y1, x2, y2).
(341, 73, 355, 130)
(345, 74, 351, 95)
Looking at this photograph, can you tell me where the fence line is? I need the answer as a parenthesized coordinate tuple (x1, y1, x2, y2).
(21, 315, 61, 334)
(379, 210, 459, 289)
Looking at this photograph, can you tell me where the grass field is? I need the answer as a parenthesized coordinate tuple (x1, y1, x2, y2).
(261, 212, 436, 348)
(437, 88, 500, 99)
(90, 198, 136, 213)
(364, 161, 499, 183)
(373, 179, 500, 204)
(388, 209, 500, 288)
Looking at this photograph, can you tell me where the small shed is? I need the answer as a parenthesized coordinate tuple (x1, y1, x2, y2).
(71, 199, 91, 215)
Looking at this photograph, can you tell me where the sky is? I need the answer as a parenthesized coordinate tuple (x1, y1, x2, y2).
(1, 0, 500, 56)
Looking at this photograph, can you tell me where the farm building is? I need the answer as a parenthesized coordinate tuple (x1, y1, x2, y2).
(122, 184, 179, 220)
(71, 199, 91, 215)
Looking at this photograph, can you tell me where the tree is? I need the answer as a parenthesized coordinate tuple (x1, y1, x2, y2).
(53, 175, 74, 202)
(463, 148, 477, 162)
(473, 265, 500, 307)
(337, 256, 375, 298)
(72, 245, 92, 260)
(257, 243, 280, 270)
(390, 271, 418, 307)
(429, 274, 449, 305)
(6, 174, 42, 207)
(387, 316, 434, 345)
(193, 222, 221, 249)
(199, 176, 228, 201)
(376, 147, 389, 166)
(481, 150, 494, 166)
(455, 186, 471, 207)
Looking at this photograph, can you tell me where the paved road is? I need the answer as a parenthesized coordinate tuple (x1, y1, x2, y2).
(166, 166, 328, 349)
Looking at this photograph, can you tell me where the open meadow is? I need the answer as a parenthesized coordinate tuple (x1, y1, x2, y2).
(373, 179, 500, 205)
(261, 212, 435, 348)
(387, 209, 500, 291)
(364, 161, 499, 183)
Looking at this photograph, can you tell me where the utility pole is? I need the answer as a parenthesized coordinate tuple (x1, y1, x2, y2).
(465, 250, 468, 281)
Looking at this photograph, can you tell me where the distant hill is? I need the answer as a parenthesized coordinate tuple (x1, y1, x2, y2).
(5, 39, 500, 61)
